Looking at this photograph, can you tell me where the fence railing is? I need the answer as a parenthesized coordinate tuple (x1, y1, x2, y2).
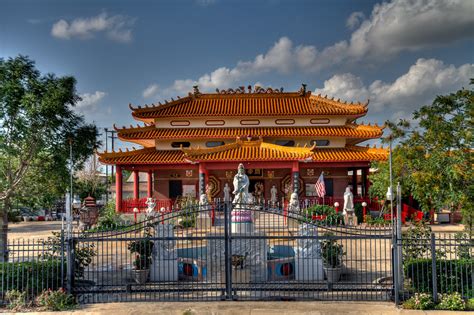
(399, 232, 473, 302)
(1, 226, 471, 305)
(0, 233, 66, 304)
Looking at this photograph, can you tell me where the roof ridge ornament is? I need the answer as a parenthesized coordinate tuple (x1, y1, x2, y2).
(299, 83, 307, 96)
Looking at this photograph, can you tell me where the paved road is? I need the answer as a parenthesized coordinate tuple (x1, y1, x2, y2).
(5, 301, 465, 315)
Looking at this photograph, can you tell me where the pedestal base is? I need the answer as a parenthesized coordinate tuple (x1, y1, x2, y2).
(295, 258, 324, 281)
(231, 222, 254, 234)
(150, 259, 178, 281)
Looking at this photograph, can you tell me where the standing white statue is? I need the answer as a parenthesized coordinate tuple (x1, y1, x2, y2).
(232, 163, 251, 204)
(343, 186, 354, 215)
(343, 186, 356, 225)
(223, 183, 231, 202)
(270, 185, 278, 206)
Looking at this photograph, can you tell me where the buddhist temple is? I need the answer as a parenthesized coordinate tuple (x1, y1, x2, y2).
(98, 85, 388, 212)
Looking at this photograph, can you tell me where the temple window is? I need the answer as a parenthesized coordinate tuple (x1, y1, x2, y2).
(275, 140, 295, 147)
(171, 141, 191, 148)
(312, 140, 330, 146)
(206, 141, 225, 147)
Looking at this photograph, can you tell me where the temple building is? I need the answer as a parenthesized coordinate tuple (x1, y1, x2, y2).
(98, 85, 388, 212)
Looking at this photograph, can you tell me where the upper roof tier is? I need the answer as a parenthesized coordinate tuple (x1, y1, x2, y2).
(130, 85, 369, 122)
(115, 123, 383, 147)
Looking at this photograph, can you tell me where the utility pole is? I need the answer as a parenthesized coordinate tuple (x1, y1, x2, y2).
(104, 128, 108, 203)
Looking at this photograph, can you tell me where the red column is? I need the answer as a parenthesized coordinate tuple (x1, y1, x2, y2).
(115, 166, 122, 212)
(147, 170, 153, 198)
(133, 170, 139, 200)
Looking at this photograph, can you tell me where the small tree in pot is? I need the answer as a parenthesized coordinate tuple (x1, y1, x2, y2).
(128, 237, 154, 284)
(320, 233, 345, 283)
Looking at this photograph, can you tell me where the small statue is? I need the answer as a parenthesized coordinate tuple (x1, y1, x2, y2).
(288, 191, 300, 213)
(223, 183, 231, 202)
(145, 197, 156, 218)
(270, 185, 278, 205)
(205, 182, 214, 202)
(254, 182, 264, 204)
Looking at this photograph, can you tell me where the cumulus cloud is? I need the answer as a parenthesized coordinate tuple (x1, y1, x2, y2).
(315, 58, 474, 118)
(346, 11, 365, 30)
(51, 13, 134, 43)
(347, 0, 474, 59)
(144, 0, 474, 98)
(76, 91, 107, 113)
(142, 83, 160, 99)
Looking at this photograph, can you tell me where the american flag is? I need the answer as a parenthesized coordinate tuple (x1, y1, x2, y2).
(315, 172, 326, 198)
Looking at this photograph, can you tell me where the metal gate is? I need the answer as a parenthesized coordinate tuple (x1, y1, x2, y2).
(72, 201, 393, 303)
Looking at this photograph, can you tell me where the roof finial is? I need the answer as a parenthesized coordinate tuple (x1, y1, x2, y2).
(299, 83, 307, 96)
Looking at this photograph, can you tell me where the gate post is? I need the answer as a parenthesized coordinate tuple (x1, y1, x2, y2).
(66, 237, 75, 294)
(393, 233, 399, 304)
(224, 201, 232, 300)
(430, 233, 438, 303)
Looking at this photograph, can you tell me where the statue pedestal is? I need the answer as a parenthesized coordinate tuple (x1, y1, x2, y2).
(207, 232, 267, 284)
(231, 209, 254, 234)
(345, 212, 358, 226)
(150, 224, 178, 282)
(294, 223, 324, 281)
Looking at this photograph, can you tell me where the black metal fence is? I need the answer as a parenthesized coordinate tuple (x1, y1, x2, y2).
(1, 202, 472, 305)
(399, 232, 473, 302)
(0, 233, 66, 303)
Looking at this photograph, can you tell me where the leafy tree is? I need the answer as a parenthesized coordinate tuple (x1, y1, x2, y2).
(0, 55, 99, 261)
(74, 154, 106, 200)
(370, 82, 473, 231)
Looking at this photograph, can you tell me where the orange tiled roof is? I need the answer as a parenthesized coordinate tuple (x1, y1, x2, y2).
(97, 140, 388, 165)
(130, 92, 368, 122)
(98, 147, 185, 165)
(182, 138, 314, 162)
(116, 123, 383, 147)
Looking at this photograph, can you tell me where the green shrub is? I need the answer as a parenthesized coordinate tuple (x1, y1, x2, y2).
(0, 260, 64, 295)
(41, 232, 96, 278)
(308, 204, 335, 216)
(454, 232, 473, 260)
(404, 258, 473, 297)
(35, 288, 76, 311)
(402, 293, 434, 310)
(466, 298, 474, 311)
(435, 292, 466, 311)
(5, 289, 28, 311)
(365, 216, 389, 226)
(402, 221, 432, 261)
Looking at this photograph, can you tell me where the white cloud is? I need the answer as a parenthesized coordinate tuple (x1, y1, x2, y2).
(76, 91, 107, 112)
(142, 83, 160, 99)
(315, 58, 474, 118)
(346, 11, 365, 30)
(347, 0, 474, 59)
(144, 0, 474, 98)
(51, 13, 134, 43)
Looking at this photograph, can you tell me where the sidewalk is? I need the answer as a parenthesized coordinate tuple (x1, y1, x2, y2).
(8, 302, 466, 315)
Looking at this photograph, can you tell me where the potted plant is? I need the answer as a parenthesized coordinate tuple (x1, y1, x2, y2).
(128, 238, 154, 284)
(320, 234, 345, 283)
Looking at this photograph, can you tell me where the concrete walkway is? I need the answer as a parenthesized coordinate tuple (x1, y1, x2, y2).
(6, 302, 466, 315)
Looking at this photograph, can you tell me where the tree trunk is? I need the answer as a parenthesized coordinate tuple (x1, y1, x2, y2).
(0, 197, 10, 262)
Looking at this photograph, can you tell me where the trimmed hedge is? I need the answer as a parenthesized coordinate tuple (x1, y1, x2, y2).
(0, 259, 64, 296)
(404, 258, 473, 298)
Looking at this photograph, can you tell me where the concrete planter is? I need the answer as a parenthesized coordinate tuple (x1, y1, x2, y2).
(324, 266, 342, 283)
(133, 269, 150, 284)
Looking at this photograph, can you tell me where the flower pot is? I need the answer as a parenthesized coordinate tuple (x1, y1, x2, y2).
(133, 269, 150, 284)
(324, 266, 342, 283)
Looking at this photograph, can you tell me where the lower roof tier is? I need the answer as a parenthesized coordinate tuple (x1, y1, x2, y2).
(98, 139, 388, 165)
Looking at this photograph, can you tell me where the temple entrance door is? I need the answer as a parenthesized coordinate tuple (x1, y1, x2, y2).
(169, 180, 183, 199)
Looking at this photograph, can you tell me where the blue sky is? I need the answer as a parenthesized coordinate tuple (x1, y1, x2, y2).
(1, 0, 473, 149)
